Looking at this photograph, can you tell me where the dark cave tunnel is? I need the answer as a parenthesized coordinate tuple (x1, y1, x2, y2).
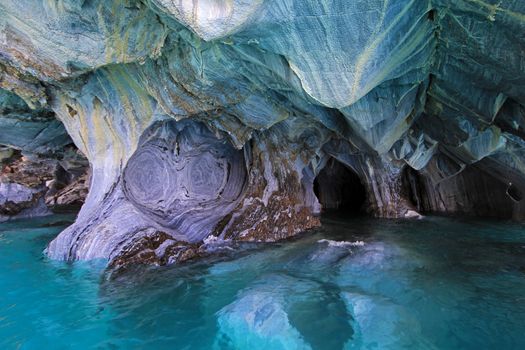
(313, 158, 367, 214)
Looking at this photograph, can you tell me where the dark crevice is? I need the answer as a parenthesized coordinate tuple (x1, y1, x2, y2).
(506, 183, 523, 202)
(314, 158, 366, 215)
(401, 166, 426, 212)
(427, 9, 436, 21)
(494, 98, 525, 140)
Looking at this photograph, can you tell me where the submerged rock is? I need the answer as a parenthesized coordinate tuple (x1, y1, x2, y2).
(216, 275, 316, 350)
(0, 0, 524, 264)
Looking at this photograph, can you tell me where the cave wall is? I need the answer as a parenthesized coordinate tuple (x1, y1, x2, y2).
(0, 88, 88, 221)
(0, 0, 524, 264)
(404, 156, 525, 220)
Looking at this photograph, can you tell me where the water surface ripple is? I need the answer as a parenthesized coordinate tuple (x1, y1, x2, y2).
(1, 215, 524, 349)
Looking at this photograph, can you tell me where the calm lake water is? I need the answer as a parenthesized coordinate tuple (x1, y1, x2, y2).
(1, 214, 524, 349)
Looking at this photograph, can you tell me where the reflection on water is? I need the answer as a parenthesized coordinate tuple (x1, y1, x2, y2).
(1, 214, 525, 349)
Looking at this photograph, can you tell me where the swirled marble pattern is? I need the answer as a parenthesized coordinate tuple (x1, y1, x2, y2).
(123, 120, 247, 241)
(1, 0, 525, 264)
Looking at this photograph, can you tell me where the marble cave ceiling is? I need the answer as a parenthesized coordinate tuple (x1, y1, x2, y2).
(1, 0, 525, 262)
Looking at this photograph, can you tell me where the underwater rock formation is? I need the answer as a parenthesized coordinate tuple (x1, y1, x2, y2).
(1, 0, 525, 264)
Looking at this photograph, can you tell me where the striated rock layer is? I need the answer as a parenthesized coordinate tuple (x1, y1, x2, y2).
(0, 147, 89, 222)
(1, 0, 524, 265)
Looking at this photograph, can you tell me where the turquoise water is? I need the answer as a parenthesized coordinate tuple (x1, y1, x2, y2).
(1, 215, 525, 350)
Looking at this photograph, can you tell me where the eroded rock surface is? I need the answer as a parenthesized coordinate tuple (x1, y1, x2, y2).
(123, 120, 247, 241)
(0, 147, 89, 222)
(0, 0, 524, 265)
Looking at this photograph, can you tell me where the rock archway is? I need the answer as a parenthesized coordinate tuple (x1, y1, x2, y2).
(314, 158, 366, 214)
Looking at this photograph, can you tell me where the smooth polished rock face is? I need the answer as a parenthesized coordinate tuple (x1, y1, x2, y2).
(0, 89, 71, 153)
(45, 118, 321, 263)
(123, 120, 247, 241)
(1, 0, 525, 264)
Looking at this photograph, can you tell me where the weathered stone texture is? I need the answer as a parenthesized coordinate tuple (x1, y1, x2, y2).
(0, 0, 524, 264)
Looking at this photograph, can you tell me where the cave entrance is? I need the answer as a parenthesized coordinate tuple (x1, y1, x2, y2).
(314, 158, 367, 214)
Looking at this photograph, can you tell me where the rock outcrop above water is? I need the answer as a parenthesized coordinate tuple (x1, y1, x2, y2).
(0, 147, 89, 222)
(1, 0, 524, 264)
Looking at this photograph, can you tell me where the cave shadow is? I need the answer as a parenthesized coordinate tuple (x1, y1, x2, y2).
(314, 158, 367, 217)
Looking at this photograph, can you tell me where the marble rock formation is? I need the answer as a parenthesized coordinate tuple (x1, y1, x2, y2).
(0, 147, 89, 222)
(0, 0, 524, 265)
